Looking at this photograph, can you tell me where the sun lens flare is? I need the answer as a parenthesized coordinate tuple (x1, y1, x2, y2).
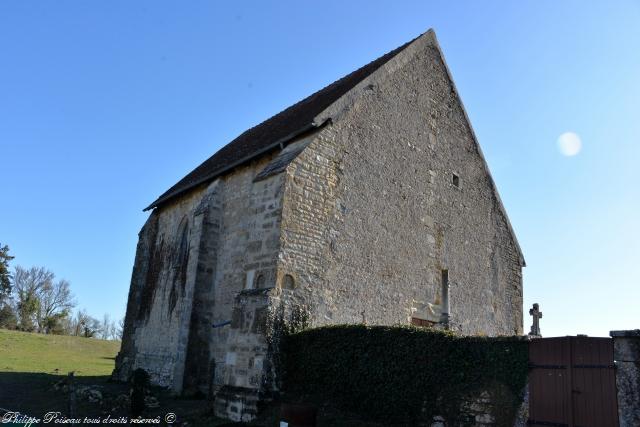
(557, 132, 582, 156)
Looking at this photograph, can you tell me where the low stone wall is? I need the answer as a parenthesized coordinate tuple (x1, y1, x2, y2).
(428, 384, 528, 426)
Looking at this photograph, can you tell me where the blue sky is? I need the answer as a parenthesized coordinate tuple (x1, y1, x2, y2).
(1, 1, 638, 337)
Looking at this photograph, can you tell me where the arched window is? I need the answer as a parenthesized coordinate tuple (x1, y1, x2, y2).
(283, 274, 295, 290)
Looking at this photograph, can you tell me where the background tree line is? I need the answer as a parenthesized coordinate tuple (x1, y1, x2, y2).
(0, 243, 123, 340)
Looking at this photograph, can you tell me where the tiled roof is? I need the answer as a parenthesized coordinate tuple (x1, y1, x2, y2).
(145, 37, 415, 210)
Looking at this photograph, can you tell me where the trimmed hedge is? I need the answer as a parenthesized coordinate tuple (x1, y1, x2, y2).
(281, 325, 528, 424)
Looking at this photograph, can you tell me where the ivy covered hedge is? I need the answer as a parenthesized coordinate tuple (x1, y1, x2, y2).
(281, 325, 528, 425)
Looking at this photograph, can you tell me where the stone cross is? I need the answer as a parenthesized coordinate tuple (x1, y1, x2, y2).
(529, 303, 543, 337)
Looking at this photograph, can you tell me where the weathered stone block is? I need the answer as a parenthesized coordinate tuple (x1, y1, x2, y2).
(611, 330, 640, 427)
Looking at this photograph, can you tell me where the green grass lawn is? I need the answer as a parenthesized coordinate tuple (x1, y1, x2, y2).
(0, 329, 224, 424)
(0, 329, 123, 417)
(0, 328, 120, 376)
(0, 329, 236, 425)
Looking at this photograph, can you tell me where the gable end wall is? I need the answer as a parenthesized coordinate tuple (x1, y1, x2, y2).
(280, 38, 523, 336)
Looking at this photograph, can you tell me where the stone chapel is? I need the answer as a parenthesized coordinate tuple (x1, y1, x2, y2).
(113, 29, 525, 420)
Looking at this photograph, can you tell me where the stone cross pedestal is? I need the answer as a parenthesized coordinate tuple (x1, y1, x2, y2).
(528, 303, 542, 337)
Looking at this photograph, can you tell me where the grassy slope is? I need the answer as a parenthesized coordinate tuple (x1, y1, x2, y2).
(0, 328, 226, 424)
(0, 328, 120, 376)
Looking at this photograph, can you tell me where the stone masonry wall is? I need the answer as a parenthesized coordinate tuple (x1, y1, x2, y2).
(280, 35, 523, 336)
(214, 289, 273, 422)
(182, 180, 223, 393)
(126, 187, 208, 388)
(113, 210, 160, 382)
(115, 154, 287, 392)
(206, 161, 285, 394)
(611, 330, 640, 426)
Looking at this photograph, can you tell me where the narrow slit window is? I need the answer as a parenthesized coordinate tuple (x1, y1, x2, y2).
(441, 269, 450, 323)
(283, 274, 295, 290)
(245, 270, 256, 290)
(452, 173, 460, 188)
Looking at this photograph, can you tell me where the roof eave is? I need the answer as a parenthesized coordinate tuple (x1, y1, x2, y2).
(143, 122, 324, 211)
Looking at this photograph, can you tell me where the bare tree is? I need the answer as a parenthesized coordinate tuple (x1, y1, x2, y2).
(74, 310, 88, 336)
(116, 317, 124, 340)
(100, 313, 111, 340)
(13, 266, 54, 331)
(38, 279, 75, 333)
(59, 313, 76, 335)
(85, 316, 102, 338)
(73, 309, 101, 338)
(106, 319, 116, 340)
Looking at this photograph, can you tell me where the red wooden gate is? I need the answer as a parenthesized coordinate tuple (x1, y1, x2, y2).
(528, 336, 618, 426)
